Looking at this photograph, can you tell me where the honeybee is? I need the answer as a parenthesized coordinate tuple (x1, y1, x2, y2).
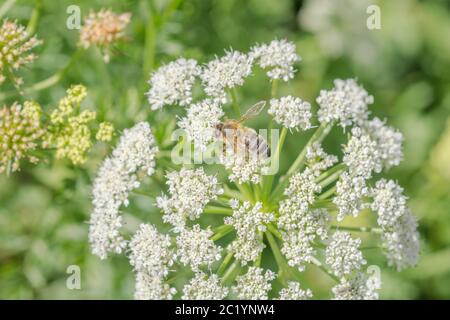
(215, 101, 271, 160)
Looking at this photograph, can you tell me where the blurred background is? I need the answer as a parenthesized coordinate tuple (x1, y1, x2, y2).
(0, 0, 449, 299)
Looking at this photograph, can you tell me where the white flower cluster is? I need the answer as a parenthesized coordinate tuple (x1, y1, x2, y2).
(280, 208, 330, 271)
(200, 50, 253, 102)
(278, 168, 322, 229)
(134, 271, 177, 300)
(129, 224, 177, 300)
(128, 224, 175, 278)
(306, 142, 338, 176)
(317, 79, 373, 129)
(381, 209, 420, 271)
(156, 167, 223, 230)
(147, 58, 201, 110)
(333, 172, 369, 221)
(281, 229, 315, 272)
(176, 224, 222, 271)
(178, 99, 224, 151)
(182, 272, 228, 300)
(268, 96, 312, 131)
(332, 273, 379, 300)
(362, 117, 403, 170)
(369, 179, 419, 270)
(225, 200, 274, 264)
(343, 127, 382, 179)
(220, 151, 268, 184)
(370, 179, 407, 228)
(325, 231, 367, 277)
(233, 267, 276, 300)
(251, 39, 300, 81)
(90, 40, 421, 301)
(277, 281, 313, 300)
(89, 122, 158, 259)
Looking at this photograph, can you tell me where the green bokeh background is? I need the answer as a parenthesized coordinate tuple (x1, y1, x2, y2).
(1, 0, 450, 299)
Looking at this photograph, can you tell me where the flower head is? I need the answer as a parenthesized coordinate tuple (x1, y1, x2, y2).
(332, 272, 379, 300)
(219, 149, 268, 184)
(176, 224, 222, 271)
(268, 96, 312, 131)
(178, 99, 224, 151)
(333, 171, 369, 221)
(233, 267, 276, 300)
(95, 122, 114, 142)
(134, 271, 176, 300)
(44, 85, 103, 165)
(156, 167, 223, 230)
(280, 207, 329, 271)
(381, 209, 420, 271)
(343, 127, 382, 179)
(89, 122, 158, 259)
(79, 9, 131, 53)
(279, 168, 322, 224)
(225, 200, 274, 264)
(0, 19, 42, 85)
(317, 79, 373, 128)
(362, 117, 403, 170)
(277, 281, 313, 300)
(306, 142, 338, 176)
(147, 58, 201, 110)
(0, 102, 45, 174)
(326, 231, 366, 277)
(200, 50, 252, 102)
(370, 179, 407, 228)
(281, 230, 315, 272)
(250, 39, 300, 81)
(182, 272, 228, 300)
(128, 224, 175, 277)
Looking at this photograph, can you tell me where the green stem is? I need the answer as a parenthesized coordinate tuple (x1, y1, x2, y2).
(315, 163, 346, 185)
(311, 198, 335, 210)
(286, 123, 331, 177)
(271, 79, 279, 98)
(211, 225, 234, 241)
(235, 182, 253, 202)
(131, 189, 154, 198)
(254, 231, 263, 267)
(212, 197, 232, 207)
(156, 150, 172, 158)
(217, 252, 234, 276)
(310, 257, 339, 282)
(253, 183, 262, 202)
(318, 169, 345, 188)
(26, 0, 42, 35)
(270, 123, 331, 202)
(0, 49, 83, 101)
(318, 185, 336, 200)
(230, 88, 241, 117)
(221, 260, 239, 285)
(330, 225, 382, 234)
(267, 223, 282, 240)
(222, 185, 246, 202)
(262, 126, 287, 200)
(204, 206, 233, 215)
(361, 246, 380, 250)
(0, 0, 16, 19)
(5, 159, 13, 177)
(143, 2, 157, 76)
(265, 231, 291, 285)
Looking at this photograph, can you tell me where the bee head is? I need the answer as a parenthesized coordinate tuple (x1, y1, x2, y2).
(214, 123, 224, 138)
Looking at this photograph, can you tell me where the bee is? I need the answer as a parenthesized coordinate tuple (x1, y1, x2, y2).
(215, 101, 271, 160)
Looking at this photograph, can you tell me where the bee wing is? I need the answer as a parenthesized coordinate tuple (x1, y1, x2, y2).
(238, 101, 266, 123)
